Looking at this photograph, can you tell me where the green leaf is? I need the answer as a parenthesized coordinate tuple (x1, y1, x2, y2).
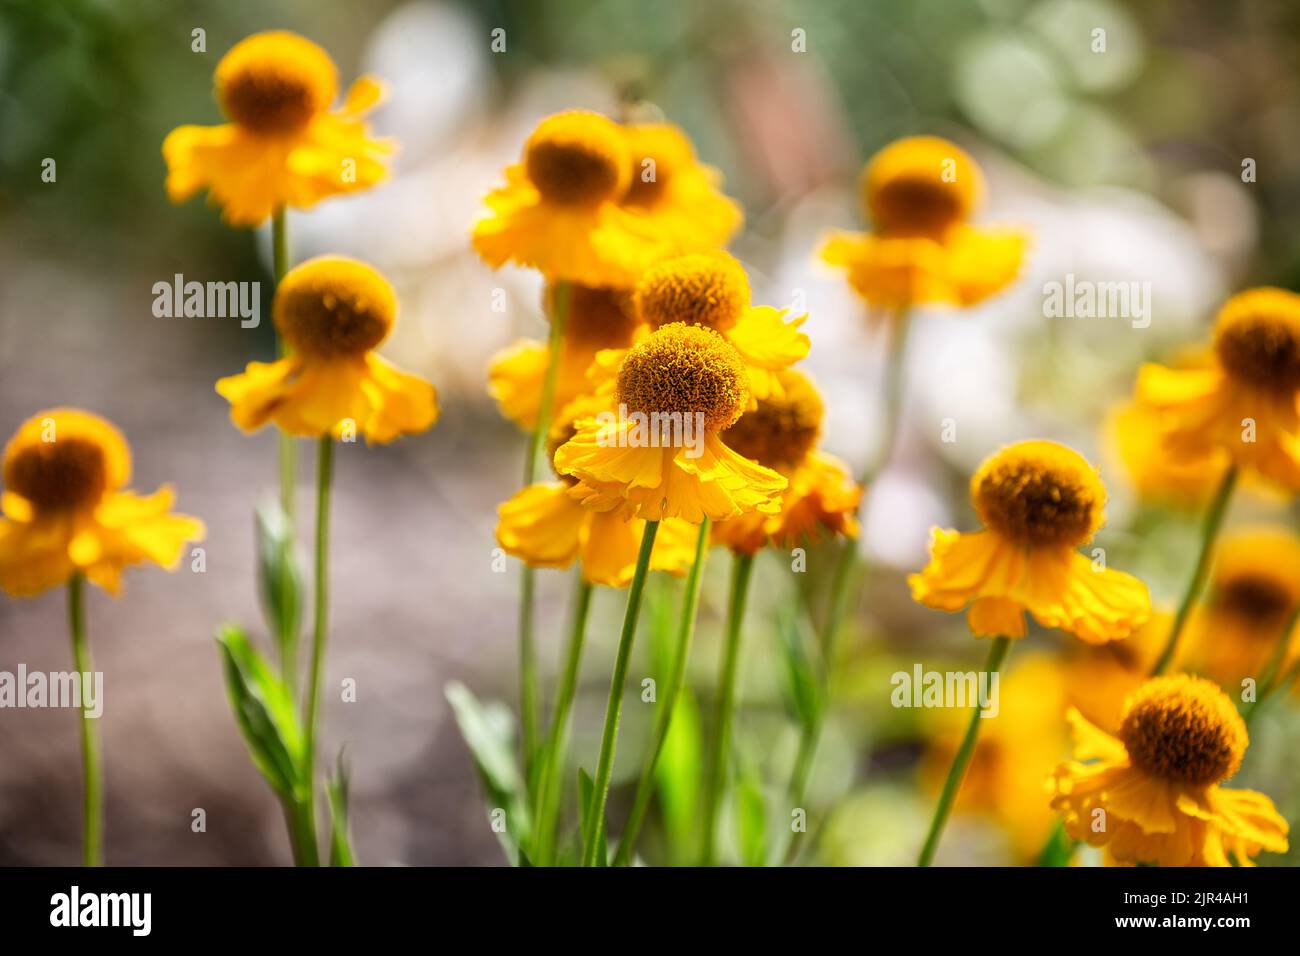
(255, 497, 303, 665)
(733, 762, 768, 868)
(776, 605, 820, 728)
(215, 624, 305, 803)
(654, 689, 702, 865)
(326, 748, 356, 867)
(444, 681, 531, 862)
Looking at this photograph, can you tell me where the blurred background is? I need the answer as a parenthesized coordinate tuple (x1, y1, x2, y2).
(2, 0, 1300, 865)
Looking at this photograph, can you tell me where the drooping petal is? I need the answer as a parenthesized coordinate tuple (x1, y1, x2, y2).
(496, 482, 584, 570)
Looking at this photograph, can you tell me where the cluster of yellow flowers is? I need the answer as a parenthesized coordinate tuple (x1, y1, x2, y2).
(6, 28, 1295, 869)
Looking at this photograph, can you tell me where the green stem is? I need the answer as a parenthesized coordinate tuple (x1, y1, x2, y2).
(300, 436, 334, 867)
(273, 207, 296, 519)
(611, 518, 711, 867)
(782, 310, 911, 837)
(67, 574, 101, 867)
(581, 520, 659, 867)
(1150, 465, 1238, 676)
(1244, 603, 1300, 726)
(519, 281, 571, 786)
(533, 576, 595, 865)
(917, 636, 1011, 867)
(271, 206, 300, 698)
(699, 550, 754, 866)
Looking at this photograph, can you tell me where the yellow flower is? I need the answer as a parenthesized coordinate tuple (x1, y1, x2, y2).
(1182, 528, 1300, 688)
(554, 323, 787, 523)
(163, 31, 392, 227)
(1051, 675, 1288, 866)
(0, 409, 205, 596)
(920, 655, 1068, 862)
(1105, 398, 1230, 508)
(1137, 287, 1300, 488)
(496, 429, 699, 586)
(216, 256, 438, 442)
(819, 135, 1025, 310)
(711, 369, 860, 554)
(908, 440, 1151, 643)
(488, 284, 642, 431)
(619, 123, 742, 249)
(633, 251, 809, 402)
(472, 111, 672, 285)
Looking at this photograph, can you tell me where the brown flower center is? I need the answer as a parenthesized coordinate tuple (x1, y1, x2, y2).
(524, 112, 629, 206)
(215, 32, 337, 134)
(615, 323, 749, 433)
(5, 437, 109, 512)
(971, 441, 1104, 548)
(721, 369, 824, 472)
(1118, 676, 1247, 786)
(274, 256, 396, 359)
(635, 252, 750, 333)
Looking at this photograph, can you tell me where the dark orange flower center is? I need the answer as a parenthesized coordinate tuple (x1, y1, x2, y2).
(216, 32, 337, 134)
(275, 257, 396, 359)
(721, 369, 824, 472)
(615, 323, 748, 433)
(1214, 289, 1300, 392)
(972, 442, 1104, 548)
(5, 437, 109, 512)
(1118, 676, 1247, 786)
(635, 252, 750, 334)
(524, 113, 629, 206)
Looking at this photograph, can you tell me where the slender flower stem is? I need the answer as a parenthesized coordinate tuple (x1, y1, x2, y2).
(611, 518, 710, 867)
(1150, 465, 1238, 676)
(272, 207, 296, 521)
(1247, 655, 1300, 727)
(519, 281, 571, 786)
(532, 576, 595, 865)
(700, 549, 755, 866)
(785, 308, 911, 825)
(917, 636, 1011, 867)
(1243, 602, 1300, 726)
(581, 520, 659, 867)
(67, 573, 101, 867)
(300, 436, 334, 866)
(270, 206, 301, 700)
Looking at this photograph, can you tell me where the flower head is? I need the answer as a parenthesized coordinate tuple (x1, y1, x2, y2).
(496, 426, 699, 586)
(163, 31, 392, 227)
(908, 440, 1150, 643)
(1051, 675, 1288, 866)
(633, 251, 809, 401)
(1183, 528, 1300, 687)
(712, 370, 860, 554)
(0, 409, 205, 596)
(619, 123, 742, 249)
(488, 283, 641, 431)
(554, 324, 787, 523)
(819, 135, 1025, 311)
(473, 111, 665, 285)
(473, 113, 745, 286)
(1137, 287, 1300, 488)
(1106, 393, 1230, 508)
(216, 256, 438, 443)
